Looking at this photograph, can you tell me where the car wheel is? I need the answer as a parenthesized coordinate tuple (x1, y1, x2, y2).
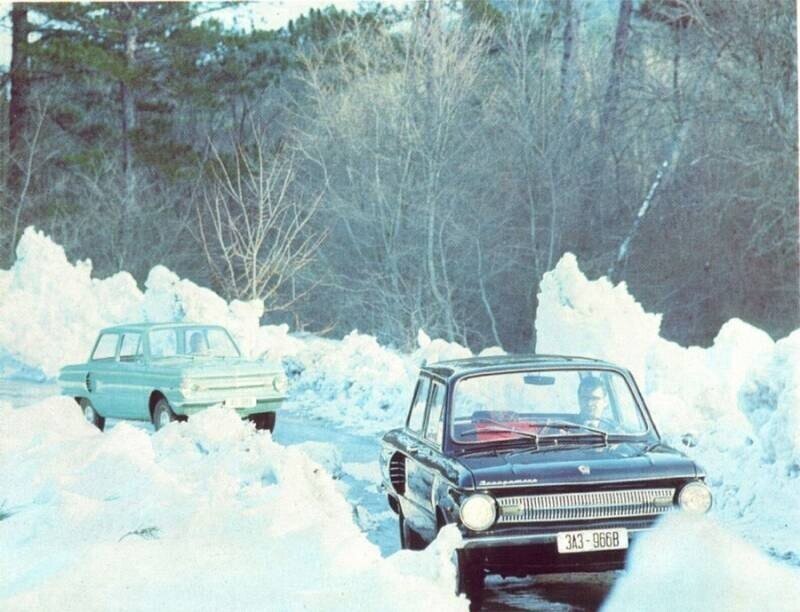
(454, 549, 484, 599)
(153, 398, 177, 431)
(79, 398, 105, 431)
(399, 514, 426, 551)
(251, 412, 276, 433)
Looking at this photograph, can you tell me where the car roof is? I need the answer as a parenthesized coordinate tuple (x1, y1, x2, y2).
(422, 354, 625, 382)
(99, 322, 226, 334)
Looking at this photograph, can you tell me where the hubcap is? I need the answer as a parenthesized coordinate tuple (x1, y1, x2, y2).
(159, 409, 171, 428)
(83, 404, 94, 422)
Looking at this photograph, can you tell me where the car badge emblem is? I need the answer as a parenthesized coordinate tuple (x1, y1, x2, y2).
(578, 465, 591, 475)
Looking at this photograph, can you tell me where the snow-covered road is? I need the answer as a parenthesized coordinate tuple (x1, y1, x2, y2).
(275, 413, 619, 611)
(1, 383, 617, 611)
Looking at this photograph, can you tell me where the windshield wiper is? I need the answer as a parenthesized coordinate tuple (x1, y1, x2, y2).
(538, 420, 609, 443)
(503, 438, 609, 459)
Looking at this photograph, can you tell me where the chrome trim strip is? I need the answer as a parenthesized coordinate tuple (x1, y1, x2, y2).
(470, 475, 694, 490)
(461, 527, 652, 549)
(496, 488, 675, 523)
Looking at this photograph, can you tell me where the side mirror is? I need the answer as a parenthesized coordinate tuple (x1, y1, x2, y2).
(681, 432, 698, 448)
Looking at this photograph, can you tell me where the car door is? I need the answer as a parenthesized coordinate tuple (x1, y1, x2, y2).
(399, 376, 431, 529)
(86, 332, 120, 417)
(113, 332, 148, 419)
(404, 379, 448, 539)
(413, 381, 448, 532)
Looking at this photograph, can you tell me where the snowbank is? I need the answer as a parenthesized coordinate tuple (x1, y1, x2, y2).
(1, 228, 798, 564)
(276, 327, 503, 434)
(0, 228, 482, 433)
(0, 228, 266, 377)
(537, 254, 800, 557)
(604, 514, 800, 611)
(0, 228, 141, 377)
(0, 397, 467, 611)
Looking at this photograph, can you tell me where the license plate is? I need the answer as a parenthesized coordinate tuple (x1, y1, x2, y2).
(224, 397, 256, 409)
(556, 528, 628, 554)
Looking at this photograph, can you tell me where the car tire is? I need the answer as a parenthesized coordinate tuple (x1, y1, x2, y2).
(454, 549, 484, 599)
(153, 398, 177, 431)
(438, 514, 484, 599)
(251, 412, 276, 433)
(399, 515, 426, 551)
(79, 398, 105, 431)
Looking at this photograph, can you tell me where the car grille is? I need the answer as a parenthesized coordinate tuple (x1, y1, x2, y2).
(199, 376, 266, 392)
(496, 488, 675, 523)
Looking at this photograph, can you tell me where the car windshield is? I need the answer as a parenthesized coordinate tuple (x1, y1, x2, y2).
(451, 369, 648, 444)
(149, 326, 241, 359)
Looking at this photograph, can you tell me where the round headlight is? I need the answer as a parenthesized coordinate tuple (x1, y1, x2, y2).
(678, 481, 713, 513)
(180, 380, 200, 395)
(272, 376, 288, 394)
(459, 494, 497, 531)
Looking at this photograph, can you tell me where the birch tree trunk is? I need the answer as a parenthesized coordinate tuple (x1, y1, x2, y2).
(121, 11, 138, 210)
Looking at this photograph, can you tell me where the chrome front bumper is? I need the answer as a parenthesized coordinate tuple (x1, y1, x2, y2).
(177, 397, 283, 417)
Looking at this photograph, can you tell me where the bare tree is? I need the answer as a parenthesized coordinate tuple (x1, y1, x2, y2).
(600, 0, 633, 142)
(491, 0, 594, 348)
(4, 94, 58, 261)
(295, 16, 494, 345)
(196, 126, 326, 310)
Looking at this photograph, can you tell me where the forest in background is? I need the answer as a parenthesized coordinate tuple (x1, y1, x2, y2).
(0, 0, 796, 352)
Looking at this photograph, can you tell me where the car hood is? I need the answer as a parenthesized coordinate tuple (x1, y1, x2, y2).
(458, 441, 697, 488)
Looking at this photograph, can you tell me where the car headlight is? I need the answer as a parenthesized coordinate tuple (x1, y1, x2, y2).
(272, 376, 288, 394)
(678, 481, 713, 513)
(459, 494, 497, 531)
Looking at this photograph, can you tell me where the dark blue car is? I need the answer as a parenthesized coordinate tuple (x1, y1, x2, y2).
(379, 355, 711, 595)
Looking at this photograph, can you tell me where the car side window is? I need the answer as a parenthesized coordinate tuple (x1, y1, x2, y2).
(424, 382, 446, 446)
(119, 333, 142, 362)
(91, 334, 119, 361)
(407, 377, 431, 433)
(149, 329, 177, 358)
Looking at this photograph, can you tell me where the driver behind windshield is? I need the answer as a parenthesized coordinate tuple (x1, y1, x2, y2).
(578, 376, 609, 426)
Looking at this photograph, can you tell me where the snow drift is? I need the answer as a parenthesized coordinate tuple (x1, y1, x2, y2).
(603, 514, 800, 612)
(0, 228, 265, 378)
(1, 227, 798, 601)
(0, 397, 466, 611)
(0, 228, 478, 433)
(536, 254, 800, 558)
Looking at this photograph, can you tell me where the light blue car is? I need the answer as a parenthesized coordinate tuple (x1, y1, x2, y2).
(58, 322, 287, 432)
